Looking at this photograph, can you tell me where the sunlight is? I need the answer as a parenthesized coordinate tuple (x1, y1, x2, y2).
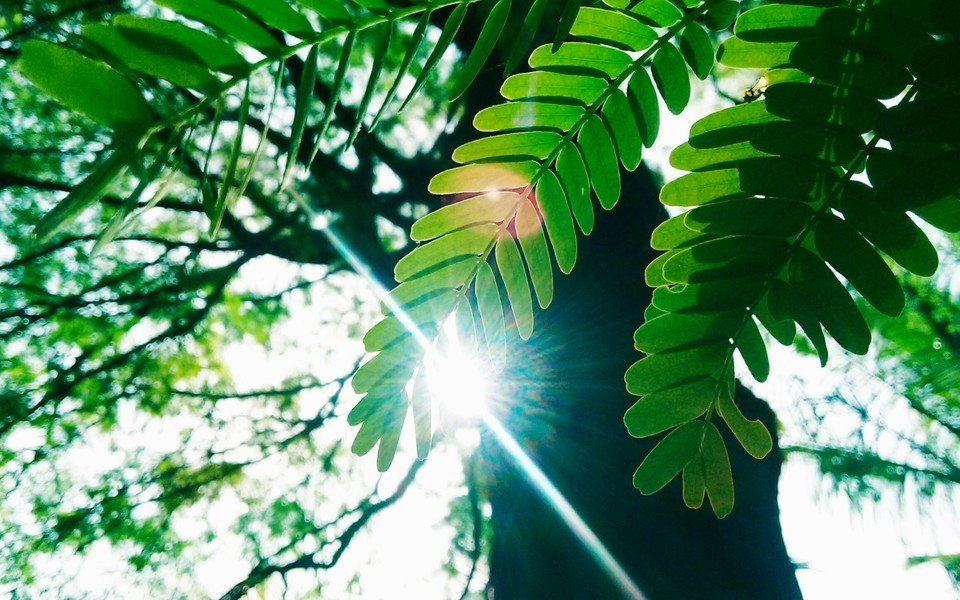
(306, 198, 643, 598)
(427, 319, 490, 426)
(483, 415, 648, 600)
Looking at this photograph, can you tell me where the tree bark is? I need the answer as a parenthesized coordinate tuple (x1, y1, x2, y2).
(480, 168, 803, 599)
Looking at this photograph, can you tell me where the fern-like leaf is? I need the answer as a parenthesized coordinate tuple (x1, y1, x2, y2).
(625, 0, 960, 517)
(16, 0, 518, 240)
(350, 1, 733, 473)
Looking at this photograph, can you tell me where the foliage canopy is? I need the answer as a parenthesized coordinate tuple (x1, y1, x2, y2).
(9, 0, 960, 526)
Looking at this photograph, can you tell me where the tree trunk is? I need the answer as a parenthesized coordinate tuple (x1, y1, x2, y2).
(479, 168, 803, 599)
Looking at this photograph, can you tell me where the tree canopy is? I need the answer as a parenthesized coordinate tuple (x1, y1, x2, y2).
(2, 0, 959, 596)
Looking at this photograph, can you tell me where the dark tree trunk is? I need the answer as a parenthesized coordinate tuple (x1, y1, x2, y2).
(479, 168, 803, 599)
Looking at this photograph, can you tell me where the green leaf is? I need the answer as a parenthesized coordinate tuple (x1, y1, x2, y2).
(515, 198, 554, 309)
(571, 7, 656, 52)
(754, 293, 796, 346)
(363, 317, 408, 353)
(752, 121, 865, 165)
(817, 6, 930, 68)
(17, 40, 150, 132)
(652, 42, 690, 115)
(912, 196, 960, 234)
(528, 42, 632, 80)
(791, 38, 911, 100)
(734, 4, 826, 42)
(225, 0, 315, 37)
(701, 422, 734, 518)
(682, 454, 707, 509)
(394, 224, 497, 281)
(411, 192, 518, 242)
(764, 82, 883, 133)
(411, 367, 433, 460)
(429, 161, 539, 194)
(82, 23, 218, 91)
(624, 0, 682, 28)
(452, 132, 563, 163)
(876, 149, 960, 212)
(352, 337, 420, 394)
(401, 1, 467, 110)
(154, 0, 280, 53)
(474, 102, 584, 133)
(578, 114, 620, 210)
(625, 343, 729, 396)
(535, 169, 577, 275)
(496, 234, 534, 340)
(704, 1, 740, 31)
(601, 90, 643, 171)
(504, 0, 548, 74)
(306, 30, 355, 168)
(211, 81, 251, 236)
(295, 0, 351, 22)
(553, 0, 581, 51)
(661, 169, 742, 207)
(476, 261, 506, 370)
(449, 0, 511, 100)
(627, 67, 659, 148)
(680, 22, 715, 80)
(113, 15, 247, 76)
(661, 236, 789, 284)
(632, 421, 704, 495)
(34, 151, 130, 242)
(389, 261, 476, 309)
(735, 315, 769, 382)
(814, 213, 905, 317)
(624, 379, 716, 438)
(651, 277, 765, 314)
(633, 312, 740, 354)
(346, 23, 392, 148)
(650, 213, 702, 251)
(371, 15, 428, 130)
(501, 71, 607, 105)
(716, 387, 773, 460)
(281, 44, 319, 190)
(670, 139, 772, 172)
(555, 143, 594, 235)
(375, 398, 406, 471)
(717, 37, 796, 69)
(789, 248, 871, 356)
(683, 198, 812, 238)
(768, 278, 829, 366)
(688, 100, 781, 143)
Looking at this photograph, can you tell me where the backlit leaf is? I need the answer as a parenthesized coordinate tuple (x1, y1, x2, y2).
(702, 422, 734, 518)
(577, 114, 620, 210)
(555, 143, 594, 235)
(449, 0, 511, 100)
(411, 192, 518, 241)
(496, 234, 534, 340)
(716, 388, 773, 460)
(814, 213, 905, 317)
(476, 261, 506, 370)
(571, 7, 656, 52)
(17, 40, 150, 132)
(624, 379, 715, 438)
(652, 42, 690, 115)
(535, 169, 577, 274)
(516, 198, 554, 309)
(602, 90, 643, 171)
(633, 421, 704, 495)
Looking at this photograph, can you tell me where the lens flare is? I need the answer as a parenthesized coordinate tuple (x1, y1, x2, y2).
(483, 415, 648, 600)
(301, 195, 645, 599)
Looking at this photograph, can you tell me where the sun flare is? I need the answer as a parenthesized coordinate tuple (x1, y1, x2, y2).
(426, 322, 490, 426)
